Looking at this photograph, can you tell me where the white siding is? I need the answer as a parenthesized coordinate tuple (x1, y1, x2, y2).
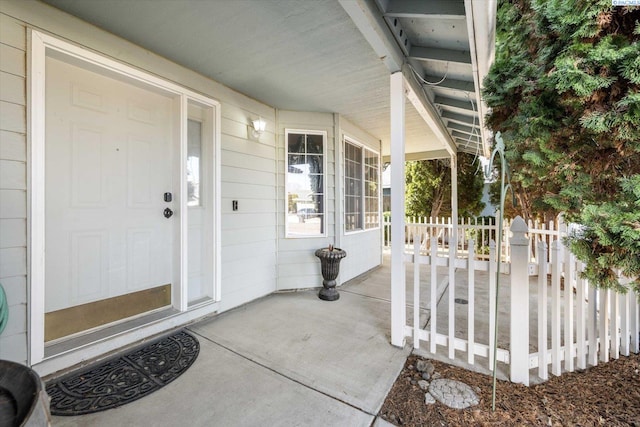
(0, 0, 386, 367)
(0, 2, 278, 361)
(276, 111, 336, 290)
(0, 12, 26, 363)
(338, 118, 383, 282)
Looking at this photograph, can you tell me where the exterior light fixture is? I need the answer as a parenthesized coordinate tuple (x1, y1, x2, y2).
(251, 118, 267, 138)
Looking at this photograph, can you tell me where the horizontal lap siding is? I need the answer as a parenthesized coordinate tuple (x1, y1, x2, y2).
(0, 12, 27, 363)
(0, 2, 279, 362)
(276, 111, 336, 290)
(339, 118, 383, 282)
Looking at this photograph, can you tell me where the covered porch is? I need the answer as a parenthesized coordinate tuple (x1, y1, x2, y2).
(0, 0, 497, 375)
(48, 255, 510, 426)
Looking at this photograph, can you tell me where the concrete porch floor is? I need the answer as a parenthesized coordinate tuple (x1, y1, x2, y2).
(51, 253, 528, 426)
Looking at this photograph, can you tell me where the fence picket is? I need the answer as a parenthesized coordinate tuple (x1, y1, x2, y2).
(551, 240, 562, 376)
(489, 240, 496, 371)
(599, 290, 610, 363)
(610, 292, 620, 360)
(564, 247, 575, 372)
(430, 237, 438, 354)
(621, 292, 630, 357)
(588, 286, 599, 366)
(631, 291, 639, 354)
(468, 239, 475, 365)
(576, 262, 587, 370)
(537, 241, 549, 380)
(414, 235, 421, 349)
(448, 215, 456, 360)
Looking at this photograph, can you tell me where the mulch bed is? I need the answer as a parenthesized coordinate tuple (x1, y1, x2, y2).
(380, 353, 640, 426)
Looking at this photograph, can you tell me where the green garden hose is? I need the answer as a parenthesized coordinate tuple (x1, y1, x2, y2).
(0, 284, 8, 335)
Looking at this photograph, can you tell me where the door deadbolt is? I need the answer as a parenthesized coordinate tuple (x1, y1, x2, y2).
(163, 208, 174, 218)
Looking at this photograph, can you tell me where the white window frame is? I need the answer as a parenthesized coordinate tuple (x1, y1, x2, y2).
(28, 30, 222, 365)
(343, 137, 381, 235)
(285, 129, 327, 238)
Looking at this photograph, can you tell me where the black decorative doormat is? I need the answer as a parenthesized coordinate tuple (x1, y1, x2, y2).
(46, 330, 199, 416)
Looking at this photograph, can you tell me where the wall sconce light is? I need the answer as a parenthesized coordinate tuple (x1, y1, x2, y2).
(251, 118, 267, 138)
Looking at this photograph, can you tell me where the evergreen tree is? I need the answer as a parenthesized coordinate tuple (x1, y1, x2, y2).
(405, 152, 485, 219)
(483, 0, 640, 292)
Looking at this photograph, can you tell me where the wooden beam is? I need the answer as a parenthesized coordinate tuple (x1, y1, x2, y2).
(452, 130, 479, 141)
(427, 76, 475, 94)
(442, 110, 477, 125)
(381, 150, 450, 163)
(435, 96, 476, 112)
(409, 46, 472, 65)
(339, 0, 404, 72)
(383, 0, 466, 19)
(448, 122, 477, 135)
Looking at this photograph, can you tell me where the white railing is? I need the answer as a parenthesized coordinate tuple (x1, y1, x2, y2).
(384, 215, 562, 264)
(404, 216, 640, 385)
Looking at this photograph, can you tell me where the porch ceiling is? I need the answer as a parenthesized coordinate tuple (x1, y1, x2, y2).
(41, 0, 495, 160)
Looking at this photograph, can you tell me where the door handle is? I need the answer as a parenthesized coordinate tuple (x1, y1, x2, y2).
(163, 208, 173, 219)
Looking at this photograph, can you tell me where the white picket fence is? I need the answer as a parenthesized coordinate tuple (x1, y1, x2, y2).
(401, 215, 640, 385)
(384, 215, 562, 264)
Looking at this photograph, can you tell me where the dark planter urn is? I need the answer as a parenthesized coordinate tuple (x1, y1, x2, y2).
(0, 360, 51, 427)
(315, 246, 346, 301)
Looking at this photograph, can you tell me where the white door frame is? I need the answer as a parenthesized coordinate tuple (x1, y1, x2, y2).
(29, 30, 221, 366)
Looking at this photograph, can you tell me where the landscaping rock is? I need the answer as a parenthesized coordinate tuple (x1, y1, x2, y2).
(418, 380, 429, 390)
(424, 393, 436, 405)
(415, 360, 435, 375)
(428, 379, 479, 409)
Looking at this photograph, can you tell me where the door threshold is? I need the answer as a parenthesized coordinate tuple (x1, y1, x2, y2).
(44, 307, 180, 358)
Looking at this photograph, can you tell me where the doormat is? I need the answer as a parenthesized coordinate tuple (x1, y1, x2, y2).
(46, 330, 199, 416)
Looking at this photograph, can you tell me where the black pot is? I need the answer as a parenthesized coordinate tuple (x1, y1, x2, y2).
(0, 360, 51, 426)
(315, 247, 347, 301)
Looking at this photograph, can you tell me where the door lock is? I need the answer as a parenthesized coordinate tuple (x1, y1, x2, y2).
(163, 208, 174, 218)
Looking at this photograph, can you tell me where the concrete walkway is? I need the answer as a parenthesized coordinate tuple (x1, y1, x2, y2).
(51, 251, 526, 426)
(51, 272, 411, 426)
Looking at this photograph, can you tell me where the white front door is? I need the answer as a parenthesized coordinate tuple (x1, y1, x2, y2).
(44, 55, 176, 340)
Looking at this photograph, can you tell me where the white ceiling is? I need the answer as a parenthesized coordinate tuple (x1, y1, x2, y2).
(41, 0, 494, 159)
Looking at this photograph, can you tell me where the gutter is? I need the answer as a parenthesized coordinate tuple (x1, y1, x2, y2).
(464, 0, 497, 158)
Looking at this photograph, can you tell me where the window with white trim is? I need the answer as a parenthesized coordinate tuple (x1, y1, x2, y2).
(344, 138, 380, 232)
(286, 130, 326, 237)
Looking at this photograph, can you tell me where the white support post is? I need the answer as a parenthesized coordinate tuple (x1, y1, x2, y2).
(448, 155, 458, 359)
(390, 71, 406, 347)
(537, 240, 549, 380)
(509, 216, 530, 385)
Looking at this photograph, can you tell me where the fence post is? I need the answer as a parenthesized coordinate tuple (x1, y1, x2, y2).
(509, 216, 530, 385)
